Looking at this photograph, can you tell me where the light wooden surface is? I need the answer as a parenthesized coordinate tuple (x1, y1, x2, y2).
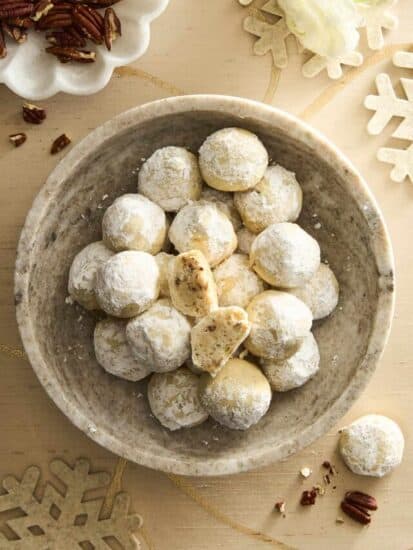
(0, 1, 412, 549)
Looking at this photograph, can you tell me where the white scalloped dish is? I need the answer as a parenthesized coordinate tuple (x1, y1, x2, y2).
(0, 0, 169, 100)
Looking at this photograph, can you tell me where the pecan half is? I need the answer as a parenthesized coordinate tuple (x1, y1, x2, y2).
(51, 133, 71, 154)
(31, 0, 54, 22)
(9, 132, 27, 147)
(103, 6, 120, 50)
(345, 491, 378, 511)
(46, 45, 96, 62)
(22, 103, 47, 124)
(36, 12, 73, 29)
(46, 27, 86, 47)
(0, 2, 34, 20)
(7, 17, 34, 29)
(341, 501, 371, 525)
(72, 4, 103, 44)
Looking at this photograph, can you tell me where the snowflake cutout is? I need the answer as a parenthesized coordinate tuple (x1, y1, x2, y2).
(0, 458, 142, 549)
(378, 143, 413, 182)
(241, 0, 399, 80)
(303, 51, 364, 80)
(243, 14, 291, 69)
(365, 50, 413, 183)
(356, 0, 398, 51)
(365, 73, 413, 140)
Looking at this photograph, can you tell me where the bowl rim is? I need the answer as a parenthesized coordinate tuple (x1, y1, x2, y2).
(15, 95, 395, 476)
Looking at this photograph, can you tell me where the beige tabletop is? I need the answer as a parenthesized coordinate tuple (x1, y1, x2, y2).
(0, 1, 412, 549)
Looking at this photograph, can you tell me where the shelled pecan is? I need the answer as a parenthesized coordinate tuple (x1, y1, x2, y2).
(9, 132, 27, 147)
(340, 491, 378, 525)
(22, 102, 47, 124)
(51, 133, 71, 154)
(0, 0, 123, 60)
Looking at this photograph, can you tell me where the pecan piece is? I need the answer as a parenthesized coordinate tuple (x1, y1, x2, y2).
(22, 103, 47, 124)
(51, 133, 71, 154)
(0, 22, 6, 59)
(36, 12, 73, 29)
(46, 27, 86, 47)
(72, 4, 103, 44)
(82, 0, 121, 6)
(9, 132, 27, 147)
(341, 501, 371, 525)
(31, 0, 54, 22)
(0, 3, 34, 20)
(46, 45, 96, 62)
(3, 22, 27, 43)
(103, 7, 120, 50)
(300, 488, 317, 506)
(345, 491, 378, 511)
(7, 17, 34, 29)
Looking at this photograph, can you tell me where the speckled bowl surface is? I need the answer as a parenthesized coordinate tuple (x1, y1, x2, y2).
(15, 95, 395, 476)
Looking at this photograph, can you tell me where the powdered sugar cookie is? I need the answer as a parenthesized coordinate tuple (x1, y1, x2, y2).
(199, 128, 268, 192)
(68, 241, 114, 310)
(95, 251, 159, 318)
(169, 202, 237, 266)
(94, 318, 152, 381)
(126, 299, 191, 373)
(102, 194, 167, 254)
(200, 358, 272, 430)
(148, 367, 208, 431)
(138, 146, 202, 212)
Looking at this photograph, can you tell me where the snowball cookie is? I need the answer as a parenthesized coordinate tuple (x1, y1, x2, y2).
(339, 415, 405, 477)
(289, 264, 339, 320)
(169, 202, 237, 267)
(236, 227, 256, 255)
(200, 187, 242, 231)
(155, 252, 174, 297)
(191, 306, 251, 376)
(138, 146, 202, 212)
(95, 251, 159, 318)
(245, 290, 312, 360)
(234, 165, 303, 233)
(126, 299, 191, 373)
(94, 318, 152, 381)
(102, 194, 167, 254)
(199, 128, 268, 192)
(200, 358, 272, 430)
(148, 367, 208, 431)
(261, 333, 320, 392)
(68, 241, 114, 310)
(250, 222, 320, 288)
(168, 250, 218, 317)
(213, 254, 264, 309)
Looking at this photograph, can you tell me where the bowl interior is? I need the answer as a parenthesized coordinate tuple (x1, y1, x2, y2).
(16, 99, 394, 475)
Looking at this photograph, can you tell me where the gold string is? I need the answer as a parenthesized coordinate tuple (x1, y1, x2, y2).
(166, 473, 295, 549)
(262, 59, 282, 105)
(114, 66, 185, 96)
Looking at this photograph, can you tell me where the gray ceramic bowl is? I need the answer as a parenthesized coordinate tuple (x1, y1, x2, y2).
(15, 95, 395, 476)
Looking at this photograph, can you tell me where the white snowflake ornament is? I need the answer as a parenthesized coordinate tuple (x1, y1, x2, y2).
(355, 0, 398, 50)
(377, 144, 413, 183)
(365, 73, 413, 140)
(303, 51, 363, 79)
(243, 15, 291, 69)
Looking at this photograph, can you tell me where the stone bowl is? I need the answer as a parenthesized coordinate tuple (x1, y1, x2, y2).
(15, 95, 395, 476)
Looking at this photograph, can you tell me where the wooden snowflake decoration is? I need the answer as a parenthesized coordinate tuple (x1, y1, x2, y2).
(241, 0, 398, 80)
(0, 458, 142, 549)
(365, 51, 413, 183)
